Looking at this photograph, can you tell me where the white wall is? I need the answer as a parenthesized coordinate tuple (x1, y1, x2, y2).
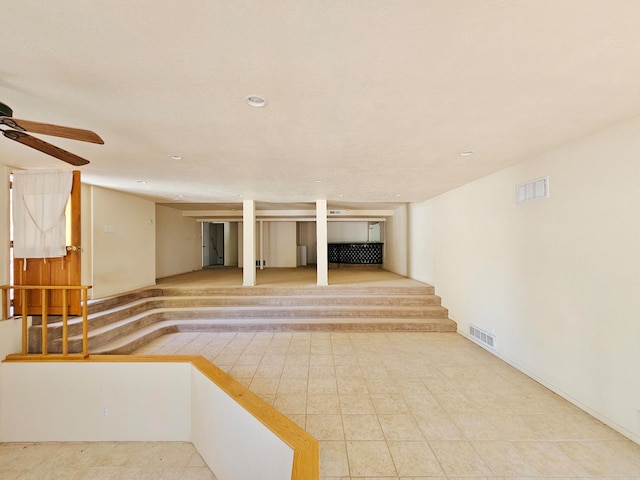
(1, 362, 191, 441)
(297, 222, 317, 264)
(263, 221, 297, 267)
(0, 319, 22, 358)
(91, 186, 156, 298)
(0, 163, 26, 401)
(191, 368, 293, 480)
(1, 361, 295, 480)
(80, 183, 93, 288)
(327, 221, 369, 243)
(241, 221, 298, 268)
(224, 222, 239, 266)
(408, 114, 640, 443)
(408, 201, 436, 284)
(0, 165, 10, 286)
(0, 318, 24, 429)
(237, 221, 244, 268)
(156, 204, 202, 278)
(0, 160, 21, 429)
(383, 206, 407, 275)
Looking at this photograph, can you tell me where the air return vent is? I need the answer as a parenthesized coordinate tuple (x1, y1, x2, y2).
(469, 324, 496, 350)
(516, 176, 548, 204)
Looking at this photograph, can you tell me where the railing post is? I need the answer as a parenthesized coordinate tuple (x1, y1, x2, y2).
(5, 285, 92, 358)
(62, 289, 68, 356)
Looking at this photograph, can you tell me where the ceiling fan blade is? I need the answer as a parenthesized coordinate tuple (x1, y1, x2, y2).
(3, 130, 90, 166)
(0, 117, 104, 144)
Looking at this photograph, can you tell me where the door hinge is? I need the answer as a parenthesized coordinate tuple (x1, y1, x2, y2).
(9, 240, 13, 248)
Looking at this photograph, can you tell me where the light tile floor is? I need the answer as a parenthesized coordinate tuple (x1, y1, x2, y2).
(0, 441, 216, 480)
(3, 330, 640, 479)
(133, 331, 640, 479)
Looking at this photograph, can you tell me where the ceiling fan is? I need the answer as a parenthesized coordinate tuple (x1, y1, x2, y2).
(0, 101, 103, 166)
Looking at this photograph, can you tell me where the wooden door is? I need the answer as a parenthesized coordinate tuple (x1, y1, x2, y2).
(13, 170, 82, 315)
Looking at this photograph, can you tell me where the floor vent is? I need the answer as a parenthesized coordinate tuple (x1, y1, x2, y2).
(469, 324, 496, 349)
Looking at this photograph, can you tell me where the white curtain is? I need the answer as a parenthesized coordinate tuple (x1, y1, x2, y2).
(12, 169, 73, 259)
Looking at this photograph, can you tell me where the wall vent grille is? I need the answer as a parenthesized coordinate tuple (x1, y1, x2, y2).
(469, 324, 496, 350)
(517, 176, 549, 204)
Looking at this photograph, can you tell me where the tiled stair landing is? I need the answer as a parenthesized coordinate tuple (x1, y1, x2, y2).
(30, 283, 457, 354)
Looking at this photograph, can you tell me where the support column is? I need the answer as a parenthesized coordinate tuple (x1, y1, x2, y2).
(242, 199, 256, 286)
(259, 220, 264, 270)
(316, 199, 328, 286)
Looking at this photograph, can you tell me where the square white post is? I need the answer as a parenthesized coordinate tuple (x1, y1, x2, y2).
(242, 199, 256, 286)
(316, 199, 328, 286)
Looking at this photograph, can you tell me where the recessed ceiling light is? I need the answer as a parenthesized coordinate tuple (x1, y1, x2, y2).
(136, 180, 147, 184)
(314, 179, 323, 183)
(169, 155, 183, 161)
(246, 95, 267, 107)
(337, 193, 344, 197)
(460, 151, 474, 156)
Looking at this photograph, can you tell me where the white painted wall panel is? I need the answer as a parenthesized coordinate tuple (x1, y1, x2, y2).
(408, 114, 640, 444)
(156, 204, 202, 278)
(0, 362, 191, 441)
(384, 205, 407, 275)
(191, 369, 293, 480)
(92, 186, 156, 297)
(265, 221, 297, 267)
(327, 221, 368, 243)
(0, 361, 296, 480)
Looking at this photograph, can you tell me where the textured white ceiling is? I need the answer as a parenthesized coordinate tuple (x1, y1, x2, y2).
(2, 1, 640, 210)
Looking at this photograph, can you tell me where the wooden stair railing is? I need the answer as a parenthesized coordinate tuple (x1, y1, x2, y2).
(1, 285, 91, 357)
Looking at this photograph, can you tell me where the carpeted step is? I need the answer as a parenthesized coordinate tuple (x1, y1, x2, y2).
(90, 316, 458, 355)
(33, 279, 456, 354)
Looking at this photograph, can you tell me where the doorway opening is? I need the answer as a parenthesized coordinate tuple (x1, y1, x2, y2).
(202, 222, 224, 267)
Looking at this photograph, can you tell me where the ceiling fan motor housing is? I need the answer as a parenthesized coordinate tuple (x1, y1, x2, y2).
(0, 102, 13, 117)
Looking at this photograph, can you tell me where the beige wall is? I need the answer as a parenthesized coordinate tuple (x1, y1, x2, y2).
(327, 221, 369, 243)
(1, 362, 191, 441)
(297, 222, 317, 264)
(223, 222, 239, 266)
(263, 221, 297, 267)
(408, 200, 436, 284)
(0, 165, 10, 285)
(0, 165, 49, 399)
(0, 164, 20, 405)
(191, 368, 294, 480)
(0, 318, 23, 420)
(91, 186, 156, 298)
(1, 361, 295, 480)
(240, 221, 299, 268)
(80, 183, 93, 288)
(408, 114, 640, 443)
(156, 204, 202, 278)
(383, 205, 407, 276)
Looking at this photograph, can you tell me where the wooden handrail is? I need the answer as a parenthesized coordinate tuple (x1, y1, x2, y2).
(0, 285, 92, 357)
